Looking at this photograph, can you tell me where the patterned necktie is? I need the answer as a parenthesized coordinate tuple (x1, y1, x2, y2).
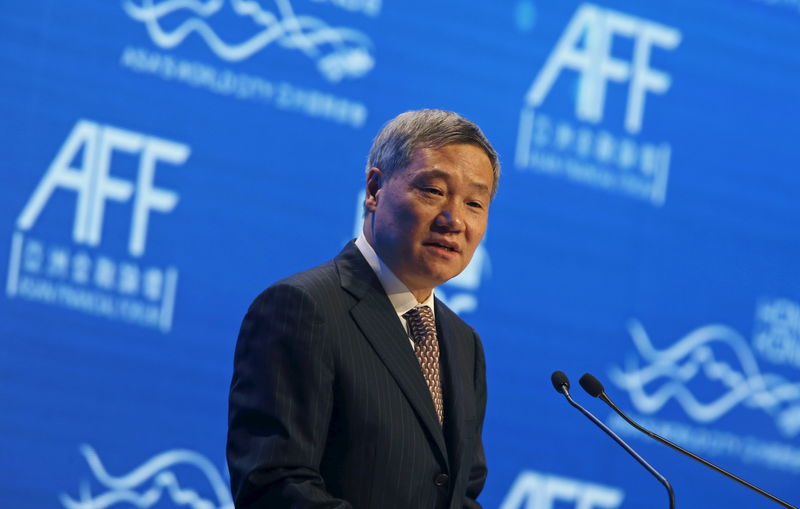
(403, 305, 444, 425)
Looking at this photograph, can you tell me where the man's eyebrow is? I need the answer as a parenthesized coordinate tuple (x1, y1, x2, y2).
(415, 169, 491, 194)
(469, 181, 491, 195)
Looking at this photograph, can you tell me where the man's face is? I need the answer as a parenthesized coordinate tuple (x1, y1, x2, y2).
(364, 143, 493, 297)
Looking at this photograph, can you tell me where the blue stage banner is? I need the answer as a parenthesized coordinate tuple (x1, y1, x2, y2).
(2, 1, 799, 508)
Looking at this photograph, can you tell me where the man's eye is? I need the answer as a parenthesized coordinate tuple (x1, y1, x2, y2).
(422, 187, 443, 195)
(467, 201, 483, 209)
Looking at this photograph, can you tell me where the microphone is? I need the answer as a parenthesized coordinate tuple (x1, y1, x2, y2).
(579, 372, 797, 509)
(550, 371, 675, 509)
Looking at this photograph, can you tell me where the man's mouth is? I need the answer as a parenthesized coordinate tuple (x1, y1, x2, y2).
(424, 241, 460, 253)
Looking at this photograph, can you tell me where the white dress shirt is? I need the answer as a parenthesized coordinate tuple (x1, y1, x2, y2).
(355, 233, 436, 348)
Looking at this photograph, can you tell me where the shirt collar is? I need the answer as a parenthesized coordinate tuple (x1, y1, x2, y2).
(355, 233, 436, 317)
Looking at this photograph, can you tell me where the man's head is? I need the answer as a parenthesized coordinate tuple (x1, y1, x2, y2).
(362, 109, 500, 301)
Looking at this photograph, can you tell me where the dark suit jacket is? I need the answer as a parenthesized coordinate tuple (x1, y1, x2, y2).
(227, 241, 488, 508)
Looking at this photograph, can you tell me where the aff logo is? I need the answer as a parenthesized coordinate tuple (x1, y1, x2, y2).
(6, 120, 188, 332)
(17, 120, 188, 257)
(515, 4, 681, 207)
(526, 4, 681, 134)
(500, 470, 624, 509)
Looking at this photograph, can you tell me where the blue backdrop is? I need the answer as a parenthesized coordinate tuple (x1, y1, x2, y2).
(2, 1, 800, 508)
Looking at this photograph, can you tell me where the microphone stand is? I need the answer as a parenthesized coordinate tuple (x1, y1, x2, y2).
(552, 372, 675, 509)
(597, 387, 797, 509)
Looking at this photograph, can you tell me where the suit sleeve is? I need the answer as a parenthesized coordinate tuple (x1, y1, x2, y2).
(227, 283, 353, 509)
(463, 331, 488, 509)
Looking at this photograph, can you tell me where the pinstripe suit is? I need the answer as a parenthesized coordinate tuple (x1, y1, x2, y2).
(227, 241, 487, 508)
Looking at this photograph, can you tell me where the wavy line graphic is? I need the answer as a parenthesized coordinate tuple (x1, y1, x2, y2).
(609, 319, 800, 437)
(123, 0, 375, 82)
(59, 444, 233, 509)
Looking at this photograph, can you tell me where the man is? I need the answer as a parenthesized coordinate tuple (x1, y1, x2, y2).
(227, 109, 500, 508)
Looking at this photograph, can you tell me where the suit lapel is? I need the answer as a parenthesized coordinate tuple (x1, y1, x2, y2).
(335, 242, 449, 468)
(436, 298, 472, 476)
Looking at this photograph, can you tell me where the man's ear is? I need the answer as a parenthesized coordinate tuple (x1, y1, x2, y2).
(364, 167, 383, 212)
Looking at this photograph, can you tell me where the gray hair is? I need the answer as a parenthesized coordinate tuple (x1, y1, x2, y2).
(366, 109, 500, 198)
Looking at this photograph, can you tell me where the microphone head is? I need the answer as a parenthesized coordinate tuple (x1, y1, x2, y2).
(551, 370, 570, 394)
(579, 373, 605, 398)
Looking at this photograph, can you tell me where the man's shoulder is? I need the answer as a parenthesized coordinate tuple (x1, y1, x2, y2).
(242, 259, 343, 321)
(261, 258, 341, 302)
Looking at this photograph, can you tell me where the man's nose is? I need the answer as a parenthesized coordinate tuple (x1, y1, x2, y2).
(434, 206, 464, 231)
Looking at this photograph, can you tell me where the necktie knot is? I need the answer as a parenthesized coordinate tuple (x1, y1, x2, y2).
(403, 305, 436, 344)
